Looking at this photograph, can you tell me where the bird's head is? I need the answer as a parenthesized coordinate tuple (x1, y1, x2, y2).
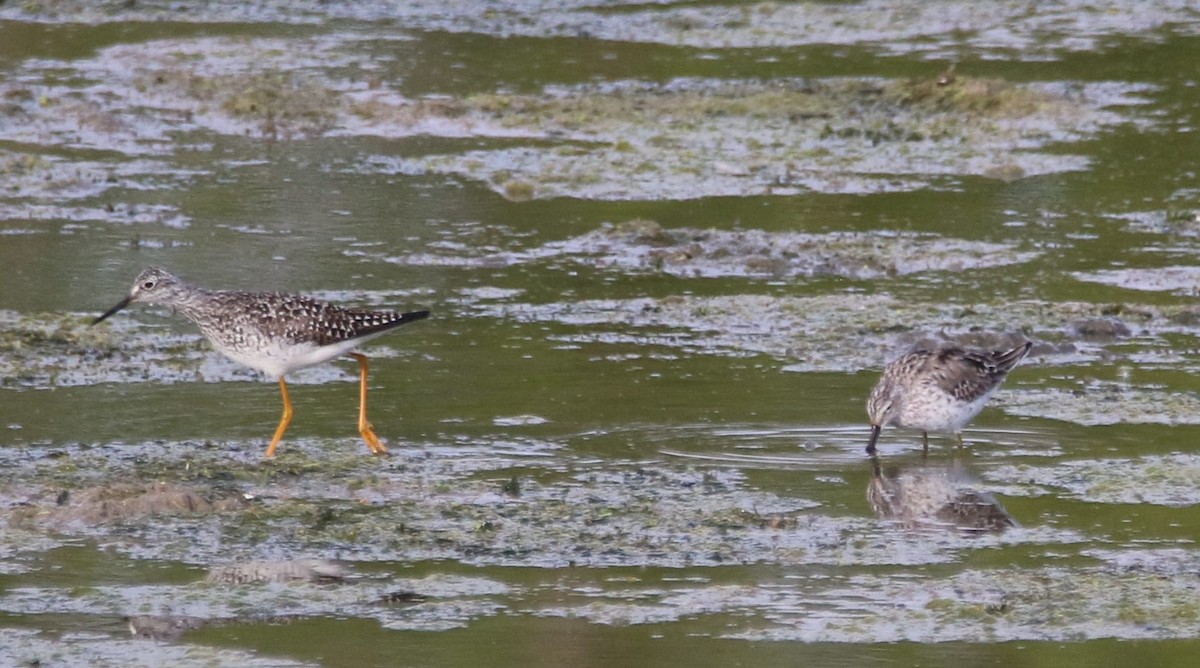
(92, 267, 187, 325)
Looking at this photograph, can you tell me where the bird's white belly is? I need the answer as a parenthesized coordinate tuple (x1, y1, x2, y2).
(898, 388, 996, 433)
(215, 337, 363, 379)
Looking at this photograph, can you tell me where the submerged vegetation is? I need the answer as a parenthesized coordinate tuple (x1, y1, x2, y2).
(0, 32, 1133, 203)
(140, 69, 341, 139)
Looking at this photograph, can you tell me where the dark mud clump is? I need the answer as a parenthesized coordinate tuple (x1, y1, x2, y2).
(886, 69, 1060, 116)
(1070, 317, 1132, 342)
(10, 482, 248, 529)
(140, 68, 340, 140)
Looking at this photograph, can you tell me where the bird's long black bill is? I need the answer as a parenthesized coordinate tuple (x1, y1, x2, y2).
(92, 295, 133, 326)
(865, 424, 882, 455)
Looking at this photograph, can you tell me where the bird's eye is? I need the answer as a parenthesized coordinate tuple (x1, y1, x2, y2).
(142, 279, 156, 290)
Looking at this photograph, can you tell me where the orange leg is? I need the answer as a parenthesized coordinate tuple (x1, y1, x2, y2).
(350, 353, 387, 455)
(265, 377, 294, 458)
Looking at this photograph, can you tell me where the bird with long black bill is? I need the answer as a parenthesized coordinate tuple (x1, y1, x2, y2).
(93, 267, 429, 457)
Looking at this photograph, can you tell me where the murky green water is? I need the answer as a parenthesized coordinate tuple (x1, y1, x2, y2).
(3, 2, 1200, 666)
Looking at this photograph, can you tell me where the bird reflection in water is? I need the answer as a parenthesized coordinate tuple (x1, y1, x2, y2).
(867, 457, 1016, 533)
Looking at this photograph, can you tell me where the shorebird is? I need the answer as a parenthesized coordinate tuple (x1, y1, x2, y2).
(92, 267, 429, 457)
(865, 341, 1032, 455)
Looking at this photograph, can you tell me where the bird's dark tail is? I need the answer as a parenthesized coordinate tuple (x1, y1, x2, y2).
(352, 310, 431, 340)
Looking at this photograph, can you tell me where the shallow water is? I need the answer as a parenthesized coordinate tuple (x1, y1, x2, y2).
(3, 1, 1200, 666)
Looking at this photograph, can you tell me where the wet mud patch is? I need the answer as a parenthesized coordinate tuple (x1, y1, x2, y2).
(9, 482, 248, 530)
(1074, 266, 1200, 295)
(545, 1, 1200, 57)
(373, 76, 1133, 200)
(0, 435, 1115, 646)
(384, 219, 1040, 280)
(0, 147, 193, 226)
(477, 293, 1200, 373)
(2, 30, 531, 164)
(990, 453, 1200, 507)
(0, 150, 146, 201)
(0, 437, 1061, 571)
(0, 571, 511, 646)
(1002, 384, 1200, 426)
(1087, 547, 1200, 574)
(2, 35, 365, 151)
(0, 626, 312, 668)
(0, 74, 201, 226)
(1113, 209, 1200, 238)
(729, 564, 1200, 643)
(549, 221, 1040, 279)
(7, 0, 1198, 59)
(121, 40, 354, 141)
(0, 311, 245, 389)
(7, 559, 1200, 652)
(0, 20, 1147, 205)
(0, 34, 362, 231)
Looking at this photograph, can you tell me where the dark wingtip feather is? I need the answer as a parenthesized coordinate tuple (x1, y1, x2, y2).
(401, 310, 431, 323)
(349, 308, 431, 340)
(992, 340, 1033, 373)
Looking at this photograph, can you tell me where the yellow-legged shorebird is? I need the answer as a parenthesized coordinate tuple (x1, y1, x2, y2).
(93, 267, 428, 457)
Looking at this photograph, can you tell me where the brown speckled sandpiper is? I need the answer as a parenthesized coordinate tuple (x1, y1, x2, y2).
(866, 341, 1032, 455)
(93, 267, 428, 457)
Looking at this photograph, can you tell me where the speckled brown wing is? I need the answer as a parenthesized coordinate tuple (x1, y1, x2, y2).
(203, 292, 428, 347)
(297, 303, 427, 346)
(879, 350, 931, 388)
(307, 302, 429, 346)
(928, 342, 1031, 402)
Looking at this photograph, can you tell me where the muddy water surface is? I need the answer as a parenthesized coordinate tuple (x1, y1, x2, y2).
(3, 2, 1200, 666)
